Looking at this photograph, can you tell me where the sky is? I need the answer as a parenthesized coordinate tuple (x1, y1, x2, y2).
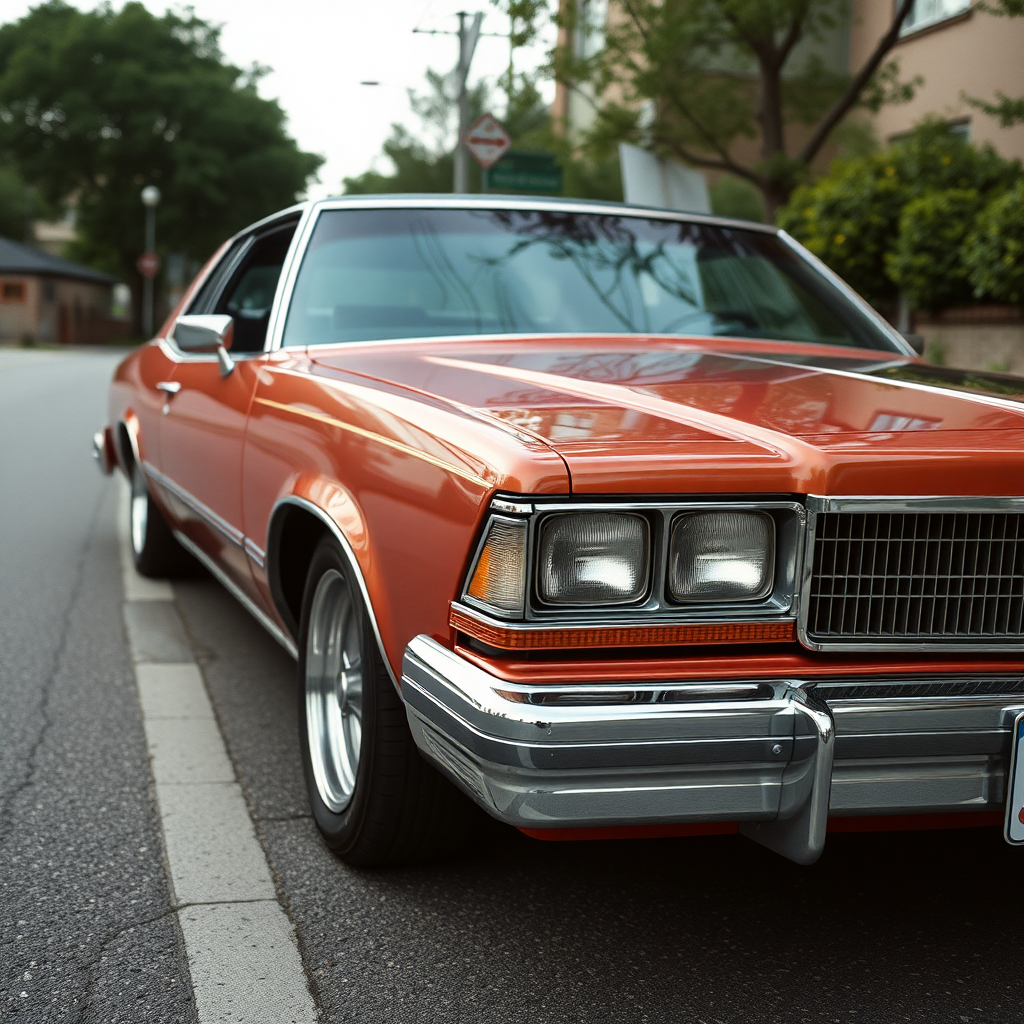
(0, 0, 555, 198)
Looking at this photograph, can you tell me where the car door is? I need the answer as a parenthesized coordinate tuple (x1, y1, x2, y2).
(158, 217, 299, 598)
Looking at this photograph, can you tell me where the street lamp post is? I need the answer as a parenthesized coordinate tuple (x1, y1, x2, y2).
(140, 185, 161, 337)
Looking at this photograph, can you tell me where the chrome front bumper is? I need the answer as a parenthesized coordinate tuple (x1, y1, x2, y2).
(402, 636, 1024, 864)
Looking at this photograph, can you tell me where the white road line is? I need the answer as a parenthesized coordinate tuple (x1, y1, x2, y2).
(117, 480, 318, 1024)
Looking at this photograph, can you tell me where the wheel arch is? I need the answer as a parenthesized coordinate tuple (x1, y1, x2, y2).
(116, 414, 142, 477)
(266, 495, 399, 690)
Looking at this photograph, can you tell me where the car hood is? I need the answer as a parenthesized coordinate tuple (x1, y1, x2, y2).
(310, 336, 1024, 495)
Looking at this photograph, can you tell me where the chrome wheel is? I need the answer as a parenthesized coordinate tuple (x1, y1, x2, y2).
(131, 468, 148, 556)
(305, 568, 363, 812)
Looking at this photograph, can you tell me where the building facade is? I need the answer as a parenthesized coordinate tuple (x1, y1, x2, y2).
(0, 237, 118, 345)
(555, 1, 1024, 166)
(850, 0, 1024, 161)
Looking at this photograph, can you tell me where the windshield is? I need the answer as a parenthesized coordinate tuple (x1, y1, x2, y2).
(282, 207, 898, 351)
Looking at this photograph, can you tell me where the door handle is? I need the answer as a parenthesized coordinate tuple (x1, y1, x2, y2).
(157, 381, 181, 415)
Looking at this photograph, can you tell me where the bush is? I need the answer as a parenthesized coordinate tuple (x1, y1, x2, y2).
(779, 121, 1022, 308)
(886, 188, 984, 312)
(779, 157, 904, 304)
(964, 181, 1024, 305)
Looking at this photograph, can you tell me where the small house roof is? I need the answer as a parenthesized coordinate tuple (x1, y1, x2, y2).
(0, 236, 117, 285)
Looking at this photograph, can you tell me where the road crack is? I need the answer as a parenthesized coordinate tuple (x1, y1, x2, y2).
(0, 485, 106, 842)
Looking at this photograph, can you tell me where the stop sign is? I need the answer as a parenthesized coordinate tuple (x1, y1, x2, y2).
(462, 113, 512, 170)
(136, 252, 161, 278)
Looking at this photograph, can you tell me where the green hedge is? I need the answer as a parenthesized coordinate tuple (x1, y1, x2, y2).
(779, 122, 1023, 312)
(963, 181, 1024, 305)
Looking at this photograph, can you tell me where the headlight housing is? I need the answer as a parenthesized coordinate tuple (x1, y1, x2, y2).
(669, 511, 774, 602)
(459, 499, 795, 629)
(538, 512, 649, 606)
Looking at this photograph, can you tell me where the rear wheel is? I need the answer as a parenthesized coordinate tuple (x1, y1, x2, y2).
(298, 537, 475, 866)
(129, 461, 191, 577)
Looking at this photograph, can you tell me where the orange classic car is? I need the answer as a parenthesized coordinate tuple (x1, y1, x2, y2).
(96, 196, 1024, 866)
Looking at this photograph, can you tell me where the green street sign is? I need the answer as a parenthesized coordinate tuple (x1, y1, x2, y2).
(485, 151, 562, 194)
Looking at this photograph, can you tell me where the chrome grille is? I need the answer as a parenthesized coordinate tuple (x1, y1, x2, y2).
(806, 511, 1024, 644)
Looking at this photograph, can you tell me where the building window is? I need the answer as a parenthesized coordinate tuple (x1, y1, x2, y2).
(901, 0, 971, 35)
(574, 0, 607, 60)
(1, 281, 26, 302)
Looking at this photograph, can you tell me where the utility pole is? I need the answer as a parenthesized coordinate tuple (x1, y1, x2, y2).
(453, 11, 483, 193)
(414, 11, 497, 192)
(140, 186, 161, 337)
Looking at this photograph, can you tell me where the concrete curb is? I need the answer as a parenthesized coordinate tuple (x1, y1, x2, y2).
(118, 480, 318, 1024)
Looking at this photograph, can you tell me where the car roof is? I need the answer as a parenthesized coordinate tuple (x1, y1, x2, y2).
(234, 193, 779, 241)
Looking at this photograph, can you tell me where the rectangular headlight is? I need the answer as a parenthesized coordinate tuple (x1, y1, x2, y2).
(538, 513, 649, 606)
(669, 511, 774, 602)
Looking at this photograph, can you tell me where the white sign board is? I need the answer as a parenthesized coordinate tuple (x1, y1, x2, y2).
(619, 143, 711, 214)
(463, 114, 512, 170)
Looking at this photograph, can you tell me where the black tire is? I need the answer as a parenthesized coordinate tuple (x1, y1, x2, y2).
(297, 537, 476, 867)
(128, 461, 192, 578)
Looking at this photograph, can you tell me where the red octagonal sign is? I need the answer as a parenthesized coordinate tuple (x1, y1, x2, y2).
(462, 113, 512, 170)
(136, 252, 160, 278)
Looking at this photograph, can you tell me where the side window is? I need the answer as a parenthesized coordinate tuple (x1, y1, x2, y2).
(187, 238, 249, 315)
(213, 221, 297, 353)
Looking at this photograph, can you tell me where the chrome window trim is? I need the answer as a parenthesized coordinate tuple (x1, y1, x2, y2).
(267, 196, 838, 354)
(261, 207, 315, 356)
(157, 205, 313, 363)
(268, 200, 328, 352)
(798, 494, 1024, 652)
(185, 235, 255, 316)
(460, 496, 805, 624)
(776, 229, 915, 357)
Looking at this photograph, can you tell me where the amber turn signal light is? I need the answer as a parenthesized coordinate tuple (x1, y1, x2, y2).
(465, 519, 528, 616)
(451, 605, 796, 650)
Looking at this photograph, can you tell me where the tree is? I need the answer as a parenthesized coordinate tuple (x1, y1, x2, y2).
(0, 1, 321, 332)
(0, 159, 48, 242)
(779, 123, 1022, 309)
(344, 70, 491, 195)
(963, 181, 1024, 306)
(552, 0, 931, 218)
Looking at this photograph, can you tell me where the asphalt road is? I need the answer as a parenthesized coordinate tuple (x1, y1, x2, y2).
(3, 346, 1024, 1024)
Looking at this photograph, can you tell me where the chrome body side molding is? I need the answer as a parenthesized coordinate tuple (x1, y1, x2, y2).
(144, 461, 246, 548)
(402, 635, 1024, 864)
(173, 530, 298, 659)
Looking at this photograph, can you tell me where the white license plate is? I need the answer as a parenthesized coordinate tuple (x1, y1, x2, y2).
(1007, 711, 1024, 846)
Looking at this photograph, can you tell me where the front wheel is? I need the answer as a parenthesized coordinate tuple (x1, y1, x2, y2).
(298, 538, 475, 866)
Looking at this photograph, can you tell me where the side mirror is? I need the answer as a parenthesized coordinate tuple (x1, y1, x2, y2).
(173, 314, 236, 377)
(174, 314, 234, 352)
(901, 331, 926, 356)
